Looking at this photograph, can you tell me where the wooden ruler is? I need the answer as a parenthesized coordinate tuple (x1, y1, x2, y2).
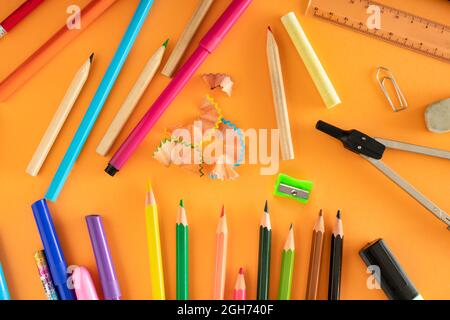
(306, 0, 450, 63)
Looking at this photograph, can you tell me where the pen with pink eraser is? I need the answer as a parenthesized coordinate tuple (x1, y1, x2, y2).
(105, 0, 252, 176)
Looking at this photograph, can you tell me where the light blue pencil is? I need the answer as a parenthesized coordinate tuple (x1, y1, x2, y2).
(0, 263, 11, 300)
(45, 0, 154, 202)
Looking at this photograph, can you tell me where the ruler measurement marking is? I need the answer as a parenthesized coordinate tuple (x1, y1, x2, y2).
(309, 1, 450, 63)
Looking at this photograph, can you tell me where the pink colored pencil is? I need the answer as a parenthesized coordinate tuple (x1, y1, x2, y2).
(105, 0, 252, 176)
(213, 206, 228, 300)
(233, 268, 247, 300)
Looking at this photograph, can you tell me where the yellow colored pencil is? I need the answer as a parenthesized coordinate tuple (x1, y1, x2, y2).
(145, 181, 165, 300)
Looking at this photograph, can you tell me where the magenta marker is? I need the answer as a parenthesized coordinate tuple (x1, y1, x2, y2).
(105, 0, 252, 176)
(86, 215, 121, 300)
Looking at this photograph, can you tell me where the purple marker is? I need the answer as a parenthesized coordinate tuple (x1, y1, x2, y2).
(86, 215, 121, 300)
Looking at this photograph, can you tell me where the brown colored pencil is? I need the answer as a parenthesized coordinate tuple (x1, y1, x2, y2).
(306, 210, 325, 300)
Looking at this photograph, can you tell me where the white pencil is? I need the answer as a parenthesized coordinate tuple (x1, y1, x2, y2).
(96, 39, 168, 156)
(26, 54, 94, 177)
(161, 0, 214, 78)
(267, 27, 295, 161)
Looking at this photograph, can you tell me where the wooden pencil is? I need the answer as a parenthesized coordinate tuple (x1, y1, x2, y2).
(145, 181, 166, 300)
(176, 199, 189, 300)
(233, 268, 246, 300)
(278, 224, 295, 300)
(161, 0, 214, 77)
(161, 0, 214, 78)
(0, 0, 117, 102)
(212, 206, 228, 300)
(96, 39, 169, 156)
(26, 54, 93, 177)
(306, 210, 325, 300)
(328, 210, 344, 300)
(266, 26, 294, 161)
(257, 201, 272, 300)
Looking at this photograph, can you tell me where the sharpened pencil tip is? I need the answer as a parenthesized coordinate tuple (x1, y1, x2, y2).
(89, 53, 94, 63)
(290, 223, 293, 230)
(268, 26, 272, 32)
(264, 200, 268, 213)
(239, 267, 244, 275)
(319, 209, 323, 217)
(163, 38, 169, 47)
(221, 205, 225, 217)
(180, 199, 184, 208)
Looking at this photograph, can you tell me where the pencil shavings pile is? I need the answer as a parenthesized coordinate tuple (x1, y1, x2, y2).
(202, 73, 234, 97)
(153, 95, 245, 181)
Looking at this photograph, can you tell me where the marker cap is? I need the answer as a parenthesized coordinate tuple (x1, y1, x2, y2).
(73, 266, 99, 300)
(31, 199, 75, 300)
(360, 239, 421, 300)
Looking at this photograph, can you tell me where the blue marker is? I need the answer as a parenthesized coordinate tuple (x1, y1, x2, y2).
(0, 263, 10, 300)
(46, 0, 155, 201)
(32, 199, 75, 300)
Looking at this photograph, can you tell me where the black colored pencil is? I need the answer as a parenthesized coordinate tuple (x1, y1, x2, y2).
(328, 210, 344, 300)
(257, 200, 272, 300)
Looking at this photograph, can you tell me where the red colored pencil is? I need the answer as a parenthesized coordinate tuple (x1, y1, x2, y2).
(0, 0, 44, 38)
(233, 268, 247, 300)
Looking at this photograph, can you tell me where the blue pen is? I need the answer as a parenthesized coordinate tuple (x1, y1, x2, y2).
(46, 0, 154, 202)
(0, 263, 10, 300)
(32, 199, 75, 300)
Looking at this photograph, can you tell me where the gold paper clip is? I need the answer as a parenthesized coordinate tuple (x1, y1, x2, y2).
(376, 66, 408, 112)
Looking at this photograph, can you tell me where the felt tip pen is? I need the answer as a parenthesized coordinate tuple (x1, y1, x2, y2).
(105, 0, 253, 176)
(86, 215, 121, 300)
(45, 0, 154, 202)
(31, 199, 76, 300)
(0, 263, 10, 300)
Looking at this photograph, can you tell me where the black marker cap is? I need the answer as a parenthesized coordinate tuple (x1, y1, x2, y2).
(105, 164, 118, 177)
(359, 239, 421, 300)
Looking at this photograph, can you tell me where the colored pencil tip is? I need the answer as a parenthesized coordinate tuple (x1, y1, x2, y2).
(268, 26, 272, 32)
(180, 199, 184, 208)
(319, 209, 323, 217)
(264, 200, 268, 213)
(239, 267, 244, 275)
(147, 180, 152, 192)
(221, 205, 225, 217)
(290, 223, 293, 230)
(163, 38, 169, 47)
(89, 53, 94, 63)
(337, 210, 341, 219)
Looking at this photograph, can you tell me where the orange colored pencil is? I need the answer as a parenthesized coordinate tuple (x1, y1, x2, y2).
(212, 206, 228, 300)
(0, 0, 117, 102)
(233, 267, 246, 300)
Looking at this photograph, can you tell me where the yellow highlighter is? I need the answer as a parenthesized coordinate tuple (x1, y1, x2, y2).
(145, 181, 166, 300)
(281, 12, 341, 109)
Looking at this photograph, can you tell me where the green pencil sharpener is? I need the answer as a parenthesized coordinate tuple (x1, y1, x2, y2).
(274, 173, 314, 204)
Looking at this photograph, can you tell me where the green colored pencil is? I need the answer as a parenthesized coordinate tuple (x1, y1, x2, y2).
(257, 201, 272, 300)
(176, 200, 189, 300)
(278, 224, 295, 300)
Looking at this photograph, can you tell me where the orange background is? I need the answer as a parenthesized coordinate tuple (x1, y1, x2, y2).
(0, 0, 449, 300)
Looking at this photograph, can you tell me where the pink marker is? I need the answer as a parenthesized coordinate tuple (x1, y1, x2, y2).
(73, 267, 99, 300)
(105, 0, 252, 176)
